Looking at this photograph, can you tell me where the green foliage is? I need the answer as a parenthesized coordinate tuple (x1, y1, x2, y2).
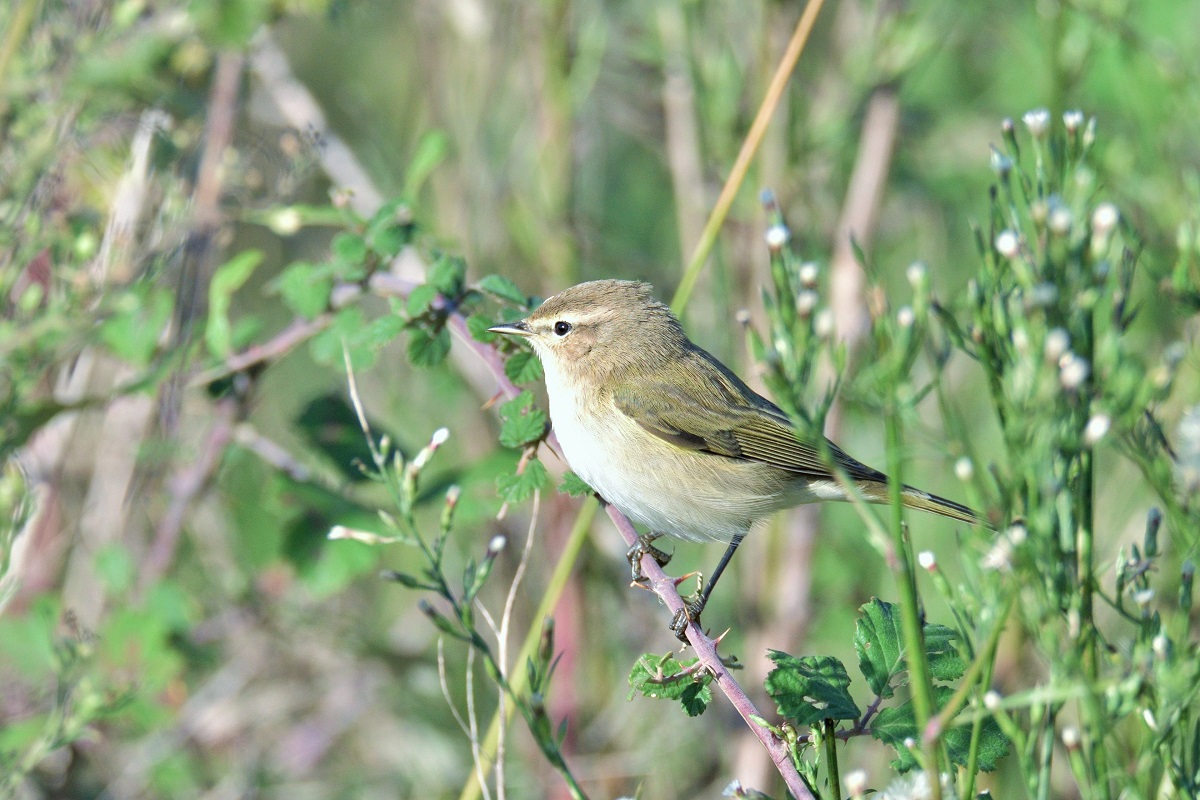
(497, 390, 548, 449)
(558, 471, 593, 497)
(627, 652, 714, 717)
(765, 652, 859, 727)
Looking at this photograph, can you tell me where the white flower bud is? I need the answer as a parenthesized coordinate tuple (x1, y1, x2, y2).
(844, 769, 869, 797)
(1048, 205, 1073, 235)
(1133, 588, 1155, 608)
(796, 290, 819, 317)
(897, 306, 915, 328)
(1084, 414, 1111, 446)
(1012, 328, 1030, 355)
(1152, 634, 1170, 660)
(1007, 523, 1027, 545)
(1044, 328, 1071, 362)
(799, 262, 820, 288)
(430, 427, 451, 448)
(814, 309, 835, 339)
(446, 485, 462, 506)
(1023, 108, 1050, 139)
(1059, 354, 1090, 390)
(487, 534, 507, 555)
(1061, 726, 1081, 749)
(995, 230, 1020, 258)
(906, 262, 927, 287)
(955, 457, 974, 482)
(1063, 110, 1084, 133)
(984, 691, 1002, 711)
(1143, 708, 1158, 731)
(1092, 203, 1119, 237)
(918, 551, 936, 571)
(765, 224, 790, 249)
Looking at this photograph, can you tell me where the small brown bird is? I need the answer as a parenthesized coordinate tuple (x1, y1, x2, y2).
(491, 280, 980, 632)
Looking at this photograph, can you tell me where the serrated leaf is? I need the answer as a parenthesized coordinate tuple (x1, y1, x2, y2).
(428, 254, 466, 297)
(274, 261, 333, 320)
(679, 681, 712, 717)
(466, 313, 498, 343)
(627, 652, 710, 716)
(99, 287, 173, 365)
(504, 350, 543, 384)
(558, 471, 593, 497)
(206, 250, 262, 358)
(924, 623, 966, 683)
(479, 274, 527, 306)
(765, 650, 859, 726)
(498, 391, 548, 448)
(331, 232, 368, 278)
(407, 283, 440, 318)
(407, 326, 451, 368)
(871, 701, 920, 771)
(871, 686, 1009, 773)
(496, 458, 548, 505)
(856, 598, 906, 698)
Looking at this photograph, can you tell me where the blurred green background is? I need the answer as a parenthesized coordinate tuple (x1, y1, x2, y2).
(1, 0, 1198, 797)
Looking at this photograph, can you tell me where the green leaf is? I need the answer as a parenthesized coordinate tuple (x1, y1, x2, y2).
(206, 250, 262, 358)
(924, 623, 966, 683)
(466, 313, 498, 343)
(855, 598, 906, 698)
(871, 686, 1009, 772)
(627, 652, 712, 716)
(407, 283, 440, 318)
(404, 131, 449, 199)
(498, 391, 548, 448)
(558, 471, 593, 497)
(479, 274, 527, 306)
(504, 350, 544, 385)
(99, 287, 173, 365)
(366, 198, 415, 257)
(496, 457, 548, 505)
(331, 232, 368, 280)
(870, 700, 920, 772)
(95, 543, 135, 595)
(309, 307, 366, 366)
(428, 254, 466, 297)
(274, 261, 333, 320)
(765, 650, 859, 726)
(408, 326, 452, 368)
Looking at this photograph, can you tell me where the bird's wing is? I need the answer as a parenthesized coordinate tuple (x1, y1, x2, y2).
(611, 351, 887, 484)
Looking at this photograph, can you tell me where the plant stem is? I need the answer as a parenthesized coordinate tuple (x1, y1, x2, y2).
(824, 718, 842, 800)
(670, 0, 827, 314)
(457, 499, 596, 800)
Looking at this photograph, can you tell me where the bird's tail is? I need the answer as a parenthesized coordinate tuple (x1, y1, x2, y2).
(899, 485, 984, 526)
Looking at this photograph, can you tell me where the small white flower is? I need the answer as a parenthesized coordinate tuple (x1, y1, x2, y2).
(1011, 327, 1030, 355)
(1059, 354, 1090, 390)
(1084, 414, 1111, 446)
(1048, 205, 1073, 235)
(1061, 726, 1081, 749)
(765, 224, 790, 248)
(1092, 203, 1119, 236)
(1006, 523, 1027, 545)
(446, 485, 462, 505)
(487, 535, 507, 555)
(1133, 588, 1155, 608)
(984, 691, 1002, 711)
(906, 262, 927, 287)
(1063, 110, 1084, 133)
(430, 427, 451, 448)
(995, 230, 1020, 258)
(897, 306, 915, 328)
(799, 262, 820, 288)
(844, 769, 869, 797)
(1152, 634, 1170, 659)
(1023, 108, 1050, 139)
(814, 309, 835, 339)
(796, 290, 819, 317)
(1045, 328, 1071, 362)
(880, 771, 931, 800)
(982, 537, 1013, 571)
(918, 551, 936, 570)
(955, 457, 974, 482)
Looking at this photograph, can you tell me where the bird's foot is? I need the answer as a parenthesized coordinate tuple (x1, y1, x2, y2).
(669, 579, 708, 643)
(627, 533, 672, 583)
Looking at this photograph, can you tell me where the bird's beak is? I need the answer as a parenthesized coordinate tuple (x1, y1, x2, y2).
(487, 320, 532, 337)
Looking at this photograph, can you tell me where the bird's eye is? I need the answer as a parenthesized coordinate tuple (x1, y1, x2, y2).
(553, 321, 572, 336)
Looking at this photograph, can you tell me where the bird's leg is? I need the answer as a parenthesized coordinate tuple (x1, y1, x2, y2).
(670, 533, 745, 642)
(627, 532, 672, 583)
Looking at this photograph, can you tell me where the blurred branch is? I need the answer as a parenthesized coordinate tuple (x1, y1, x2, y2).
(670, 0, 827, 314)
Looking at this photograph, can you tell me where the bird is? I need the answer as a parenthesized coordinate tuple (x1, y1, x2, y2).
(489, 279, 981, 636)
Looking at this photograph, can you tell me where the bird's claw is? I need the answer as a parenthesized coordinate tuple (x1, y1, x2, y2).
(626, 533, 672, 583)
(669, 591, 708, 643)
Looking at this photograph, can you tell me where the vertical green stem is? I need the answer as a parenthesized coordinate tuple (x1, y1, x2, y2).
(824, 718, 842, 800)
(884, 404, 942, 796)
